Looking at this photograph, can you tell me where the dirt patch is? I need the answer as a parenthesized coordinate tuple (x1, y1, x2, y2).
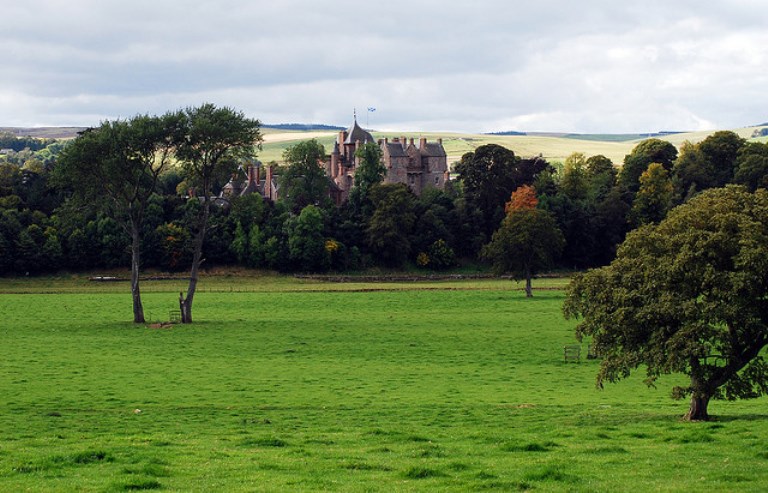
(148, 323, 174, 329)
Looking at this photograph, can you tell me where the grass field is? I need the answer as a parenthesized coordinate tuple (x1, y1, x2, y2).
(258, 126, 768, 167)
(1, 274, 767, 491)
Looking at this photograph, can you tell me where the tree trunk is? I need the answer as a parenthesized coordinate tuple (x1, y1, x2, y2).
(525, 268, 533, 298)
(179, 201, 209, 324)
(130, 224, 145, 324)
(683, 393, 710, 421)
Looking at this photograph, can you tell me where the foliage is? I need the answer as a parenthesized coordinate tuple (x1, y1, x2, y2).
(0, 131, 55, 152)
(672, 132, 746, 198)
(367, 183, 416, 267)
(155, 222, 191, 270)
(173, 104, 262, 322)
(425, 239, 457, 270)
(564, 186, 768, 420)
(618, 138, 678, 193)
(280, 139, 330, 213)
(482, 207, 564, 297)
(697, 130, 745, 188)
(631, 163, 674, 225)
(54, 113, 179, 322)
(734, 141, 768, 192)
(559, 153, 589, 201)
(352, 141, 386, 201)
(505, 184, 538, 212)
(285, 205, 330, 272)
(454, 144, 518, 241)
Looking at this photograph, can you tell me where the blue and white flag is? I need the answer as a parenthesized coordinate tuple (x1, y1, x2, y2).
(367, 107, 376, 112)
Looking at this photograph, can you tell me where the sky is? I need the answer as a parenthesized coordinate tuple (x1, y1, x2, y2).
(2, 0, 767, 134)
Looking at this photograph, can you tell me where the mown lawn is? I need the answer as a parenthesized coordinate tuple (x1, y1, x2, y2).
(0, 276, 766, 491)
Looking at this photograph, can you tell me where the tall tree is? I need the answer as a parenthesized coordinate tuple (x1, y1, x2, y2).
(285, 205, 329, 272)
(559, 153, 589, 201)
(482, 188, 564, 297)
(280, 139, 330, 213)
(564, 186, 768, 420)
(734, 141, 768, 192)
(174, 104, 262, 323)
(672, 140, 714, 199)
(54, 113, 178, 323)
(697, 130, 745, 188)
(618, 138, 678, 193)
(585, 154, 617, 202)
(631, 162, 674, 225)
(349, 141, 386, 211)
(454, 144, 517, 241)
(367, 183, 416, 267)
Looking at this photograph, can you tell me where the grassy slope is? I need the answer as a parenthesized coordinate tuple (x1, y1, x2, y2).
(259, 126, 768, 167)
(4, 124, 766, 166)
(0, 275, 766, 492)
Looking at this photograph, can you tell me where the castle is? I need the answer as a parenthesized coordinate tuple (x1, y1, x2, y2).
(221, 117, 449, 204)
(326, 118, 449, 203)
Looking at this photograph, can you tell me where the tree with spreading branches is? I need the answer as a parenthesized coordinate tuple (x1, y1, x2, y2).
(564, 186, 768, 420)
(54, 113, 179, 323)
(174, 104, 262, 323)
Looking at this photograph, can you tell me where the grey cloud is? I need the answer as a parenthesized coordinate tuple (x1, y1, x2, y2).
(2, 0, 768, 131)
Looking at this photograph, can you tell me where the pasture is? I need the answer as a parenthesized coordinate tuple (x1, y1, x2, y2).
(0, 275, 767, 491)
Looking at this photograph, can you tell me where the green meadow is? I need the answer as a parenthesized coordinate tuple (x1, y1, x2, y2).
(1, 275, 767, 492)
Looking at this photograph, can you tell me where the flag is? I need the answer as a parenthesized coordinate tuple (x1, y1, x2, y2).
(367, 107, 376, 112)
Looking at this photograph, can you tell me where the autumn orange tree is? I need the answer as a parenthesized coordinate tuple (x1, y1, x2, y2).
(505, 184, 538, 213)
(483, 186, 564, 297)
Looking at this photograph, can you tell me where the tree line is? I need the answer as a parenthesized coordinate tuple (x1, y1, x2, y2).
(2, 107, 768, 309)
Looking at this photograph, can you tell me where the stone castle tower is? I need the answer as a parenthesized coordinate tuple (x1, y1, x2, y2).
(327, 117, 449, 203)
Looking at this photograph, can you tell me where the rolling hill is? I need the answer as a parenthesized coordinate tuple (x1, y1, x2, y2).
(259, 125, 768, 166)
(4, 124, 768, 167)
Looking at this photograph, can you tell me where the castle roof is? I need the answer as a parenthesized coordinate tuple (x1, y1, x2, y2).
(383, 142, 408, 157)
(343, 119, 374, 145)
(421, 142, 447, 157)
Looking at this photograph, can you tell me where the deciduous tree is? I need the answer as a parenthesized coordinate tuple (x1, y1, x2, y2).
(454, 144, 517, 241)
(619, 139, 678, 193)
(174, 104, 262, 323)
(367, 183, 416, 267)
(280, 139, 330, 213)
(734, 141, 768, 192)
(482, 205, 564, 297)
(631, 162, 674, 225)
(564, 186, 768, 420)
(54, 113, 178, 323)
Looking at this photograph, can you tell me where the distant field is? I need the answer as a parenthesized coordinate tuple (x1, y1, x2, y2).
(4, 124, 767, 167)
(259, 126, 768, 167)
(1, 274, 767, 491)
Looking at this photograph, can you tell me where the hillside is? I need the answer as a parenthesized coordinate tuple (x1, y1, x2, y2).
(260, 125, 768, 166)
(4, 124, 767, 166)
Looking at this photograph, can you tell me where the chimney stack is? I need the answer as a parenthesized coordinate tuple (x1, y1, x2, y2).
(266, 166, 274, 200)
(419, 137, 427, 149)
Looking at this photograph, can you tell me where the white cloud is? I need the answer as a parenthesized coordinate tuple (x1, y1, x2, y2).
(2, 0, 768, 132)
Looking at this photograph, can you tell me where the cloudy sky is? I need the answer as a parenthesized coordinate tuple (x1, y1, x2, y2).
(2, 0, 767, 133)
